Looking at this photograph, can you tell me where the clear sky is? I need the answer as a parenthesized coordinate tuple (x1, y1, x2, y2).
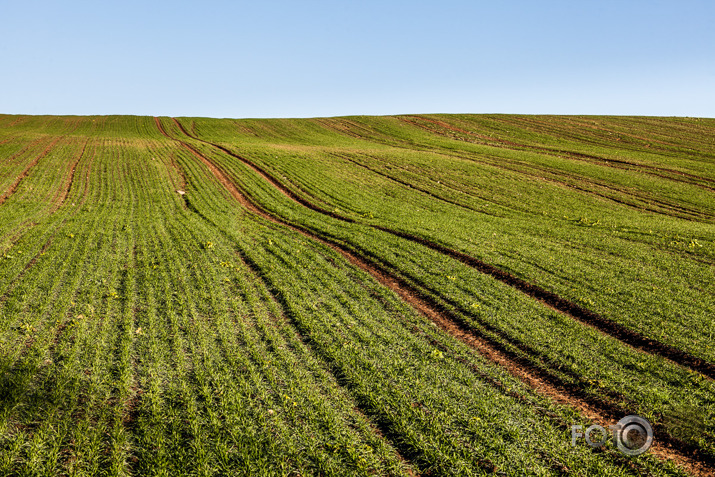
(1, 0, 713, 118)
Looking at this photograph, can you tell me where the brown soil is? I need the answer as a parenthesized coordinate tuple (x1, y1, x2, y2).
(160, 117, 714, 476)
(0, 137, 47, 165)
(157, 116, 422, 474)
(401, 115, 715, 192)
(0, 136, 19, 147)
(51, 139, 89, 212)
(0, 137, 63, 206)
(171, 117, 715, 380)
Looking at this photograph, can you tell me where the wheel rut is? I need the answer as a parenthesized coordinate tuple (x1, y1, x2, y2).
(53, 138, 90, 212)
(155, 117, 420, 475)
(330, 152, 500, 217)
(161, 117, 714, 475)
(0, 137, 64, 206)
(170, 117, 715, 381)
(403, 115, 715, 192)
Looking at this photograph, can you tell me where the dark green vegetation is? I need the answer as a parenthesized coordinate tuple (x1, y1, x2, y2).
(0, 114, 713, 476)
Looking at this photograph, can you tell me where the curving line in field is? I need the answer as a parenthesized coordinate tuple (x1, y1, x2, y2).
(0, 136, 21, 147)
(402, 115, 715, 191)
(559, 117, 690, 148)
(306, 115, 715, 221)
(330, 152, 503, 217)
(333, 150, 715, 224)
(160, 117, 581, 472)
(160, 117, 714, 475)
(447, 149, 715, 221)
(0, 140, 97, 306)
(170, 117, 715, 381)
(491, 115, 713, 158)
(0, 137, 64, 206)
(226, 232, 421, 476)
(53, 138, 90, 211)
(162, 118, 628, 474)
(0, 137, 48, 165)
(0, 137, 85, 292)
(396, 116, 715, 222)
(155, 117, 422, 474)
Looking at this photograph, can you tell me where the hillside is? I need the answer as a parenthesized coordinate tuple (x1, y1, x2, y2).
(1, 114, 714, 476)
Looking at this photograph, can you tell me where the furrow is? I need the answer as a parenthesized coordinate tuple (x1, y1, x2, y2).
(164, 118, 714, 475)
(53, 138, 90, 211)
(172, 118, 715, 380)
(0, 137, 64, 206)
(330, 152, 498, 216)
(397, 116, 715, 220)
(156, 117, 419, 474)
(0, 137, 48, 166)
(427, 115, 715, 191)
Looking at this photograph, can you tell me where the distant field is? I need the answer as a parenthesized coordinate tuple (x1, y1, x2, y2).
(0, 114, 713, 476)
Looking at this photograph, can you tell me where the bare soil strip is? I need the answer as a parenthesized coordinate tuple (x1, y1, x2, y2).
(403, 115, 715, 192)
(315, 115, 715, 221)
(170, 118, 715, 381)
(378, 227, 715, 379)
(0, 137, 47, 165)
(155, 117, 420, 474)
(233, 239, 420, 477)
(0, 137, 64, 206)
(0, 220, 36, 248)
(335, 149, 713, 224)
(0, 140, 95, 307)
(157, 124, 413, 472)
(330, 152, 500, 217)
(53, 139, 89, 212)
(162, 117, 713, 476)
(458, 150, 715, 221)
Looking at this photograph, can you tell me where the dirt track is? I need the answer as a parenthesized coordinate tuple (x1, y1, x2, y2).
(0, 137, 63, 206)
(156, 117, 715, 476)
(169, 117, 715, 380)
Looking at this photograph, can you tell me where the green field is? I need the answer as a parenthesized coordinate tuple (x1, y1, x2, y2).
(0, 114, 713, 476)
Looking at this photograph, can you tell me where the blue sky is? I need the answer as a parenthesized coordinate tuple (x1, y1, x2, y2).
(1, 0, 713, 118)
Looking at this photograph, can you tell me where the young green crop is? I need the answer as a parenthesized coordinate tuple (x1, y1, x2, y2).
(1, 114, 712, 476)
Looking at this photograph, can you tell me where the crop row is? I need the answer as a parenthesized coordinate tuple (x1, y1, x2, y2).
(0, 114, 711, 475)
(165, 115, 715, 469)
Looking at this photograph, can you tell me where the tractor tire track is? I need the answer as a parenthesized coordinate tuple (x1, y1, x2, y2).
(314, 114, 715, 220)
(161, 117, 605, 474)
(0, 140, 96, 307)
(455, 152, 715, 221)
(330, 152, 503, 217)
(310, 115, 714, 221)
(0, 220, 37, 249)
(155, 117, 421, 475)
(401, 115, 715, 192)
(0, 137, 64, 206)
(170, 118, 349, 221)
(0, 137, 86, 304)
(0, 137, 48, 165)
(333, 150, 713, 223)
(53, 138, 90, 211)
(171, 118, 715, 380)
(562, 117, 690, 148)
(0, 136, 18, 147)
(226, 238, 421, 476)
(496, 115, 710, 158)
(500, 118, 715, 189)
(162, 117, 714, 475)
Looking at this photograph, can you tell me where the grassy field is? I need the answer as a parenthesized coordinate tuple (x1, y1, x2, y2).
(0, 113, 713, 476)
